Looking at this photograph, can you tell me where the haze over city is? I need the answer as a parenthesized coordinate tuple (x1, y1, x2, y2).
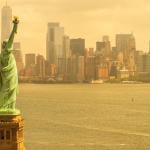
(0, 1, 150, 150)
(1, 0, 150, 56)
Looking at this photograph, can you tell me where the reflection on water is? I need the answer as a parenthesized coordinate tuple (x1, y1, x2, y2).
(17, 84, 150, 150)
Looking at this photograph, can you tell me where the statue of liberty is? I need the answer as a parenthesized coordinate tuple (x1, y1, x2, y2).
(0, 17, 20, 115)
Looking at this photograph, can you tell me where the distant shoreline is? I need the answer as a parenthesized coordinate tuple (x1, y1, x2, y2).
(19, 81, 148, 85)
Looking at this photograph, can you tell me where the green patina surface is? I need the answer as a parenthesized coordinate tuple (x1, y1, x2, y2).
(0, 17, 20, 115)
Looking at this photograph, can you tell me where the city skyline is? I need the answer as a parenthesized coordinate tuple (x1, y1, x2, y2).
(1, 0, 150, 56)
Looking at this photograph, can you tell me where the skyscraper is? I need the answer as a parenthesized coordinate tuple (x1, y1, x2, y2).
(116, 34, 136, 71)
(36, 54, 46, 78)
(116, 34, 136, 62)
(67, 56, 78, 82)
(86, 56, 96, 81)
(77, 56, 85, 82)
(63, 35, 70, 58)
(135, 51, 144, 72)
(96, 36, 111, 57)
(70, 38, 85, 56)
(144, 54, 150, 73)
(96, 41, 105, 52)
(13, 42, 24, 75)
(46, 23, 64, 64)
(25, 53, 36, 69)
(57, 35, 70, 79)
(1, 3, 12, 44)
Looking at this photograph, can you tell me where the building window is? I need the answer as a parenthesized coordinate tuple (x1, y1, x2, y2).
(50, 29, 54, 42)
(12, 128, 16, 140)
(0, 130, 4, 140)
(6, 130, 10, 140)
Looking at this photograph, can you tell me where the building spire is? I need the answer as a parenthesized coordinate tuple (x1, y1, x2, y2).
(149, 41, 150, 54)
(6, 0, 7, 6)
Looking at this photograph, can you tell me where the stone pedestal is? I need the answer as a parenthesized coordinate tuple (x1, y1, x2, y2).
(0, 115, 25, 150)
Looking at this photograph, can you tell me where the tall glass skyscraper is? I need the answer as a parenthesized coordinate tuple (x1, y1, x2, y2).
(46, 23, 64, 64)
(1, 3, 12, 44)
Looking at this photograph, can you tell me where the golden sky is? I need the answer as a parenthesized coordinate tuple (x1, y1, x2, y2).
(1, 0, 150, 56)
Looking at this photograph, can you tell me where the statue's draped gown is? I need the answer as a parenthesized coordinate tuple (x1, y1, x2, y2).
(0, 23, 18, 110)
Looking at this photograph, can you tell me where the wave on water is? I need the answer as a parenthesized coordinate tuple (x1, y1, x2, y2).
(49, 120, 150, 138)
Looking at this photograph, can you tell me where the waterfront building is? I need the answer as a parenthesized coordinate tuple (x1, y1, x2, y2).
(144, 54, 150, 73)
(63, 35, 70, 58)
(96, 36, 111, 57)
(95, 54, 105, 66)
(84, 49, 89, 80)
(119, 68, 130, 79)
(45, 60, 51, 77)
(102, 36, 111, 57)
(86, 56, 96, 81)
(77, 56, 85, 82)
(70, 38, 85, 56)
(128, 50, 136, 76)
(13, 42, 24, 75)
(57, 35, 70, 80)
(117, 51, 124, 66)
(103, 35, 109, 42)
(25, 53, 36, 77)
(88, 48, 95, 56)
(135, 51, 150, 74)
(110, 62, 118, 78)
(67, 56, 78, 82)
(50, 64, 57, 78)
(135, 51, 145, 72)
(96, 41, 105, 53)
(46, 22, 64, 64)
(116, 34, 136, 71)
(111, 47, 118, 61)
(57, 57, 67, 80)
(36, 54, 46, 78)
(67, 55, 85, 82)
(25, 64, 37, 77)
(25, 53, 36, 69)
(96, 64, 109, 80)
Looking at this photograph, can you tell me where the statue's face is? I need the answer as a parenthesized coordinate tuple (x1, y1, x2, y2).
(2, 41, 7, 50)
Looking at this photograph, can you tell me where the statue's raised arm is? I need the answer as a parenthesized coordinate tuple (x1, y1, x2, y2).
(4, 17, 19, 52)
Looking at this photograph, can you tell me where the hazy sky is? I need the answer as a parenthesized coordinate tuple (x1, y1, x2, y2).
(1, 0, 150, 56)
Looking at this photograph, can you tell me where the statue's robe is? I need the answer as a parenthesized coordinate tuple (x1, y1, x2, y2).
(0, 43, 18, 109)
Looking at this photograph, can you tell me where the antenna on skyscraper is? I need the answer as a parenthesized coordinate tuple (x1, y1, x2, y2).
(149, 41, 150, 54)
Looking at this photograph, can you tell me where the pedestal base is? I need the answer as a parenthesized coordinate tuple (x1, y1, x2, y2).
(0, 115, 25, 150)
(0, 109, 20, 116)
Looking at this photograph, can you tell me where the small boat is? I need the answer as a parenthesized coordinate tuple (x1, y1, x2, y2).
(89, 80, 104, 84)
(122, 81, 141, 84)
